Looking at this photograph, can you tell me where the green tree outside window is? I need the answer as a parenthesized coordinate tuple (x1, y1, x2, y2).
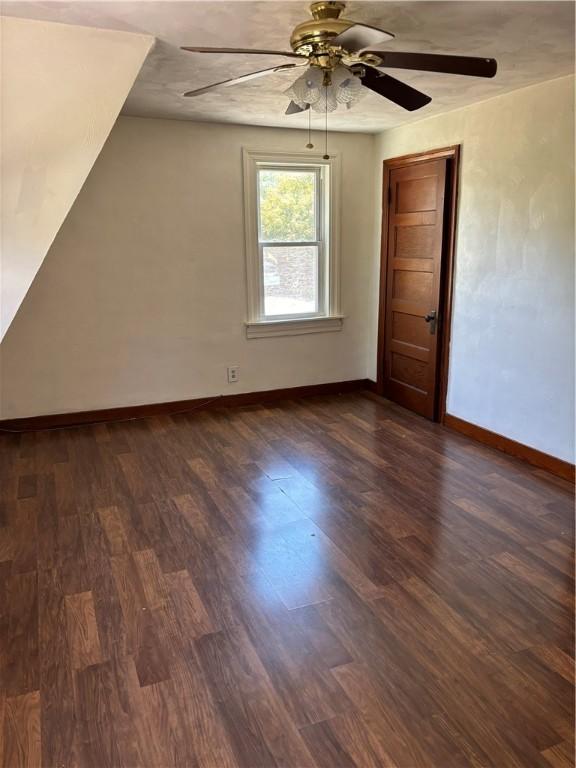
(259, 170, 316, 242)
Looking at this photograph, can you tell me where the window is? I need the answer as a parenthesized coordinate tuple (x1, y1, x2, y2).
(259, 167, 321, 318)
(243, 150, 342, 338)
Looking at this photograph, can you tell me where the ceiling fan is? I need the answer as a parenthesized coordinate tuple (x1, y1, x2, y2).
(180, 1, 497, 114)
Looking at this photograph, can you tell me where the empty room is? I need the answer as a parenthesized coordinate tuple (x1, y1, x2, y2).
(0, 1, 574, 766)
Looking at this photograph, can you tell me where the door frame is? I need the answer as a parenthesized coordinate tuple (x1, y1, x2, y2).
(376, 145, 461, 423)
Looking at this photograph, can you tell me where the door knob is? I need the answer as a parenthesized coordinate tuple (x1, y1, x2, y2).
(424, 310, 437, 334)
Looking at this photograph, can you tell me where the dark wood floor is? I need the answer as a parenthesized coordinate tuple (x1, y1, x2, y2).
(1, 392, 574, 768)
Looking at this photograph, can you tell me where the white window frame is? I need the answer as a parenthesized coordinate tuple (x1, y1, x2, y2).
(242, 148, 343, 339)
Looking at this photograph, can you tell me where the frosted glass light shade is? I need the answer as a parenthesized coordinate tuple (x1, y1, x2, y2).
(285, 66, 324, 106)
(311, 86, 338, 113)
(332, 65, 363, 104)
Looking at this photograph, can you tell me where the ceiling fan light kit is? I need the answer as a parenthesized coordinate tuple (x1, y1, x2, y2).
(180, 1, 497, 147)
(285, 65, 364, 113)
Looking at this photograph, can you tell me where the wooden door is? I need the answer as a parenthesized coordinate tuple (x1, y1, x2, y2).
(383, 158, 447, 419)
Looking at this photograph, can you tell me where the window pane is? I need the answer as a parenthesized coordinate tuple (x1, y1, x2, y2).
(263, 246, 318, 316)
(258, 169, 316, 242)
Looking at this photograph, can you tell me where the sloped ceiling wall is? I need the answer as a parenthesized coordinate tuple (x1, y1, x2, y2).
(0, 16, 153, 338)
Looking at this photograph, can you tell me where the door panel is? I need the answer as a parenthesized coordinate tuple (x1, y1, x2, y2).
(396, 176, 438, 212)
(392, 312, 430, 349)
(392, 270, 433, 302)
(383, 159, 447, 419)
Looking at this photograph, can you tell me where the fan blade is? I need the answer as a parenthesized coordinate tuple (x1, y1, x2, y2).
(181, 46, 305, 59)
(360, 67, 431, 111)
(332, 23, 394, 53)
(364, 51, 497, 78)
(285, 101, 310, 115)
(184, 64, 299, 97)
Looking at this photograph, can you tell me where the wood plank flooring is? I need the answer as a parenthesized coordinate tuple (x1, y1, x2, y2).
(0, 392, 574, 768)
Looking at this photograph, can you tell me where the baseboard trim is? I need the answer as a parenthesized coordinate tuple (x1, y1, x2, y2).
(444, 413, 575, 483)
(0, 379, 371, 432)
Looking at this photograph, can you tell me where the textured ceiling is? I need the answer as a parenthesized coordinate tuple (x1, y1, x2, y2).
(2, 1, 574, 133)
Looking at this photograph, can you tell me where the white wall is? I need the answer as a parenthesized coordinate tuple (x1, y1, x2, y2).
(0, 118, 375, 418)
(0, 16, 152, 338)
(372, 75, 575, 462)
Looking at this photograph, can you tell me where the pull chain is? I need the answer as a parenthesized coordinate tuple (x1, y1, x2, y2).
(323, 84, 329, 159)
(306, 106, 313, 149)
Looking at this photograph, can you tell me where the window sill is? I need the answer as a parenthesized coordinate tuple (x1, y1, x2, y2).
(246, 315, 344, 339)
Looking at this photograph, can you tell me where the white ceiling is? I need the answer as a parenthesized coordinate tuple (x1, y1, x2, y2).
(2, 1, 574, 133)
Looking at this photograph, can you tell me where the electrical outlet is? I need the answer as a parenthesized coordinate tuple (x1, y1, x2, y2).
(227, 366, 239, 384)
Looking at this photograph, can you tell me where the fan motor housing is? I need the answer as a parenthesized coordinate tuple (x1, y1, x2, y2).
(290, 2, 352, 54)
